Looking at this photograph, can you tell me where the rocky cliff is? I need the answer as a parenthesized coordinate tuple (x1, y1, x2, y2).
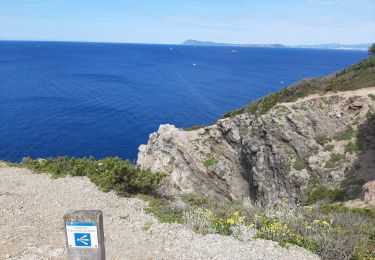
(137, 58, 375, 207)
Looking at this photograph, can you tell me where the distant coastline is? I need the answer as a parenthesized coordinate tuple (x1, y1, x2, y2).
(182, 39, 370, 51)
(0, 39, 370, 51)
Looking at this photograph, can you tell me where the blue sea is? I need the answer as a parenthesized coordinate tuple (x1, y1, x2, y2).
(0, 41, 368, 162)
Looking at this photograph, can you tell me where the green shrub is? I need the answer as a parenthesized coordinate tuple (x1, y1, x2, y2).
(222, 108, 245, 118)
(139, 191, 375, 260)
(293, 157, 307, 171)
(139, 195, 184, 224)
(305, 187, 345, 204)
(310, 145, 320, 154)
(21, 156, 165, 196)
(203, 157, 216, 168)
(181, 192, 209, 207)
(258, 92, 284, 115)
(316, 135, 331, 145)
(252, 205, 375, 260)
(324, 144, 335, 151)
(335, 126, 355, 141)
(325, 153, 344, 169)
(319, 204, 375, 219)
(345, 142, 361, 153)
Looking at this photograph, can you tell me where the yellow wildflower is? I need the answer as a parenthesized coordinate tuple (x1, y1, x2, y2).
(233, 211, 239, 216)
(226, 218, 235, 225)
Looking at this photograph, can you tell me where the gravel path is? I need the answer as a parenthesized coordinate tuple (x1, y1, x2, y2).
(0, 166, 319, 260)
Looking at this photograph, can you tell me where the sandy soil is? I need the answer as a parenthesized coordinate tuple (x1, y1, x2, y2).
(0, 166, 319, 260)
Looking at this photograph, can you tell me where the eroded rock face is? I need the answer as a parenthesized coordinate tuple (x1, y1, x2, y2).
(363, 181, 375, 205)
(138, 91, 375, 206)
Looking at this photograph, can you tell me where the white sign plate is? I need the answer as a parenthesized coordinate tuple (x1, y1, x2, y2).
(65, 222, 99, 248)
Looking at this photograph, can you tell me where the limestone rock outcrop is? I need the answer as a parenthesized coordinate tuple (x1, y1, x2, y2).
(138, 89, 375, 206)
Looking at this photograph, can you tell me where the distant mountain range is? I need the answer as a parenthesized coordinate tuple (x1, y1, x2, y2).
(181, 39, 371, 51)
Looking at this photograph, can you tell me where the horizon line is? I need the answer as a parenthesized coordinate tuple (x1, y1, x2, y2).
(0, 39, 372, 47)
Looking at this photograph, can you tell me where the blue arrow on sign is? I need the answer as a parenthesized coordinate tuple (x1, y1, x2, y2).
(74, 233, 92, 247)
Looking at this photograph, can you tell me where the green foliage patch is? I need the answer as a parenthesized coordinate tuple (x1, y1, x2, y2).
(335, 126, 355, 141)
(316, 135, 332, 146)
(293, 157, 307, 171)
(181, 192, 209, 207)
(324, 144, 335, 151)
(252, 205, 375, 260)
(203, 157, 216, 168)
(139, 195, 184, 224)
(325, 153, 344, 169)
(146, 190, 375, 260)
(305, 187, 345, 204)
(22, 156, 165, 196)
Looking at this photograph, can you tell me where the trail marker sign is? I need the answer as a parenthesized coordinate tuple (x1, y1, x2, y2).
(64, 210, 105, 260)
(66, 222, 98, 248)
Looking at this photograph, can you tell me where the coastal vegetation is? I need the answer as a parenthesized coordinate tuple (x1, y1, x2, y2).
(21, 156, 165, 196)
(223, 56, 375, 118)
(203, 157, 216, 168)
(15, 157, 375, 259)
(141, 192, 375, 260)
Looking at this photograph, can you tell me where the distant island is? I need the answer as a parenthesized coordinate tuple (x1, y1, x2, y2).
(182, 39, 370, 50)
(182, 39, 285, 48)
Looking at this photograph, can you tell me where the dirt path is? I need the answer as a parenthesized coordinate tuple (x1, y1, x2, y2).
(278, 86, 375, 107)
(0, 166, 318, 260)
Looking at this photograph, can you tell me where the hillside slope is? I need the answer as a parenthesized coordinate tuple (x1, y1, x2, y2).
(0, 166, 318, 260)
(138, 58, 375, 206)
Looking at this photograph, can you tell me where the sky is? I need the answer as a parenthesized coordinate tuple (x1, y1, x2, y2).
(0, 0, 374, 45)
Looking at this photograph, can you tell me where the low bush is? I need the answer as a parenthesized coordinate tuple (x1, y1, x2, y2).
(324, 144, 335, 151)
(203, 157, 216, 168)
(252, 205, 375, 260)
(181, 192, 209, 207)
(149, 191, 375, 260)
(325, 153, 344, 169)
(345, 141, 361, 153)
(139, 195, 184, 224)
(316, 135, 331, 146)
(21, 156, 165, 196)
(293, 157, 307, 171)
(305, 187, 345, 204)
(335, 126, 355, 141)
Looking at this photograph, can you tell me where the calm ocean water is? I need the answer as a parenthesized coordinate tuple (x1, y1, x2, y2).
(0, 41, 368, 162)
